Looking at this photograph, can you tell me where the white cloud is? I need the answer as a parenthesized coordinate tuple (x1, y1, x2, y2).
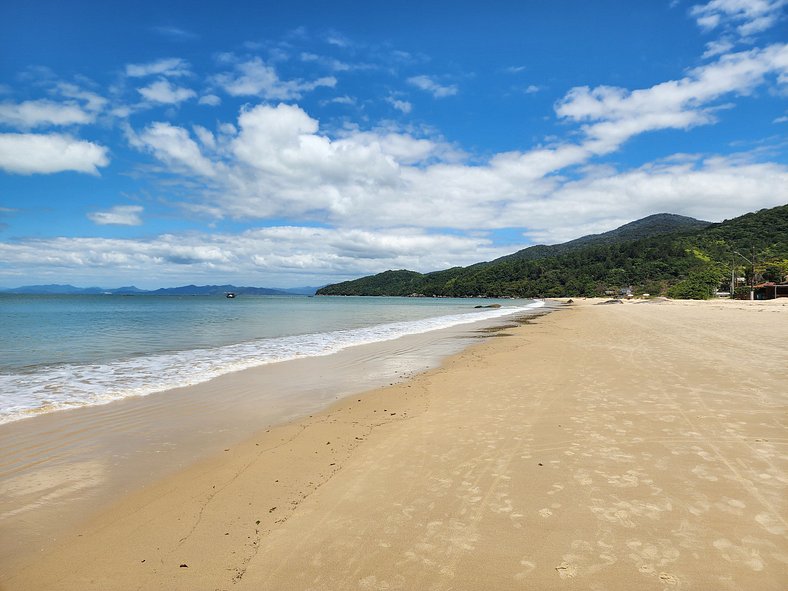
(88, 205, 144, 226)
(690, 0, 787, 37)
(513, 157, 788, 243)
(192, 125, 216, 149)
(137, 80, 196, 104)
(407, 75, 458, 98)
(0, 83, 107, 130)
(56, 83, 108, 113)
(300, 52, 374, 72)
(325, 95, 356, 106)
(126, 58, 191, 78)
(0, 133, 109, 175)
(555, 43, 788, 154)
(702, 38, 735, 59)
(119, 38, 788, 256)
(0, 226, 519, 287)
(136, 122, 216, 177)
(0, 99, 94, 129)
(214, 57, 336, 99)
(5, 150, 786, 286)
(387, 97, 413, 113)
(198, 94, 221, 106)
(301, 52, 350, 71)
(127, 77, 786, 242)
(325, 30, 351, 47)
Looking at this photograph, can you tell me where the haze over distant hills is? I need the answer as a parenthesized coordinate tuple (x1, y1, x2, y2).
(0, 284, 319, 296)
(317, 205, 788, 299)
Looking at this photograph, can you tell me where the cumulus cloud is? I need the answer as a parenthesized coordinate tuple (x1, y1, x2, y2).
(0, 99, 94, 129)
(0, 226, 519, 286)
(88, 205, 144, 226)
(214, 57, 336, 99)
(514, 157, 788, 243)
(114, 38, 788, 256)
(192, 125, 216, 149)
(555, 43, 788, 154)
(58, 83, 107, 111)
(0, 133, 109, 175)
(690, 0, 787, 37)
(407, 75, 458, 98)
(137, 80, 197, 104)
(126, 55, 787, 241)
(125, 58, 191, 78)
(135, 122, 216, 177)
(0, 82, 108, 130)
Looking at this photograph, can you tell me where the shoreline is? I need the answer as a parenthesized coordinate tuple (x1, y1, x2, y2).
(3, 298, 786, 590)
(0, 297, 544, 426)
(0, 303, 553, 581)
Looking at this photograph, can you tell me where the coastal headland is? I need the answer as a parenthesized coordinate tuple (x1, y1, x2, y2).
(2, 298, 786, 590)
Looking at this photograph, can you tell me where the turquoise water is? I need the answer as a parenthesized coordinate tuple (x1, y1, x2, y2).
(0, 294, 542, 423)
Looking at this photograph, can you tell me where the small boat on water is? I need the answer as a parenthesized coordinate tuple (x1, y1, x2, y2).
(225, 292, 236, 299)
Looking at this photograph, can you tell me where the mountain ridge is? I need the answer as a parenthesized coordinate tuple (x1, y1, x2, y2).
(0, 284, 319, 296)
(491, 213, 710, 264)
(317, 205, 788, 299)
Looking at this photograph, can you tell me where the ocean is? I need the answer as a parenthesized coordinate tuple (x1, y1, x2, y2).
(0, 294, 543, 424)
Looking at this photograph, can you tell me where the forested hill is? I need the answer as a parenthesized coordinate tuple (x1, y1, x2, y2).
(316, 205, 788, 299)
(492, 213, 710, 264)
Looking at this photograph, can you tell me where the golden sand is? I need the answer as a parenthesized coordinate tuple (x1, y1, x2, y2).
(2, 298, 786, 590)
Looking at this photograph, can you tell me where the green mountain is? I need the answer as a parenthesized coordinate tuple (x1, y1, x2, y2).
(317, 205, 788, 299)
(492, 213, 710, 264)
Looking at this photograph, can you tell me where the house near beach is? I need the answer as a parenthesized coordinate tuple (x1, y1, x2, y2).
(753, 282, 788, 300)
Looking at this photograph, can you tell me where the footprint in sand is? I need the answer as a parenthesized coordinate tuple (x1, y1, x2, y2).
(513, 559, 536, 581)
(573, 469, 593, 486)
(538, 508, 553, 518)
(755, 512, 786, 535)
(712, 538, 765, 572)
(555, 561, 577, 579)
(659, 572, 680, 586)
(690, 464, 718, 482)
(546, 483, 564, 496)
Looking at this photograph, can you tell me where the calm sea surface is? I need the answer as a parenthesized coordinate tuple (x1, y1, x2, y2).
(0, 294, 542, 424)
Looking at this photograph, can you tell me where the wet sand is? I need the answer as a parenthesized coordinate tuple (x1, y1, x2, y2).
(2, 298, 787, 590)
(0, 311, 542, 580)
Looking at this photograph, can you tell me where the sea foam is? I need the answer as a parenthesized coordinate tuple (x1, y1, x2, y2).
(0, 301, 543, 424)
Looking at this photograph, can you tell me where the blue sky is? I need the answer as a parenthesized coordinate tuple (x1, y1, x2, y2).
(0, 0, 786, 289)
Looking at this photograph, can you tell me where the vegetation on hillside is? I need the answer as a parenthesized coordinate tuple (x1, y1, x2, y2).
(492, 213, 710, 264)
(317, 205, 788, 299)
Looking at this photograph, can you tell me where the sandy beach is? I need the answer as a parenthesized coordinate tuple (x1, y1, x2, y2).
(2, 298, 787, 590)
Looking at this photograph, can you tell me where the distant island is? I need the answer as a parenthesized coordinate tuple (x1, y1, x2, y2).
(0, 284, 320, 296)
(317, 205, 788, 300)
